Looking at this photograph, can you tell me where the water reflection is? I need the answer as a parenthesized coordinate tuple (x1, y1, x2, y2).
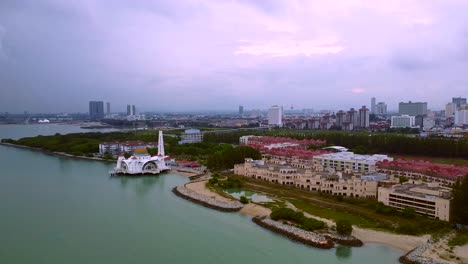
(336, 245, 352, 260)
(224, 188, 273, 203)
(113, 176, 163, 196)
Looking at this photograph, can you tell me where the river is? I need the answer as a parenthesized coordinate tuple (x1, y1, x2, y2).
(0, 126, 403, 263)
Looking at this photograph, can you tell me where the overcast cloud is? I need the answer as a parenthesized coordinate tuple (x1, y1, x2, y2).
(0, 0, 467, 113)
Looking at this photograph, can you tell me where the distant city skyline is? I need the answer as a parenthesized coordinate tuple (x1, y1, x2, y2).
(1, 0, 468, 112)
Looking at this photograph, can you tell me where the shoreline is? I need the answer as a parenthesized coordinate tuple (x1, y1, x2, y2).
(173, 185, 244, 212)
(0, 142, 115, 163)
(181, 179, 430, 255)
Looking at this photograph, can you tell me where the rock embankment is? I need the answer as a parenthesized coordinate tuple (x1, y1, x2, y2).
(325, 233, 363, 247)
(399, 241, 452, 264)
(252, 216, 334, 249)
(172, 185, 244, 212)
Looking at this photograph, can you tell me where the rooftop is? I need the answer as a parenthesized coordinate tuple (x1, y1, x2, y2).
(377, 159, 468, 179)
(315, 152, 393, 163)
(387, 181, 452, 200)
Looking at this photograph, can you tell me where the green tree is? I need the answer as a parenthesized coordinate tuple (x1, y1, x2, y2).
(239, 195, 249, 204)
(336, 220, 353, 236)
(451, 175, 468, 224)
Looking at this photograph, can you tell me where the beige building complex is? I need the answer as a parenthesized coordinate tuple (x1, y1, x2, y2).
(378, 180, 451, 221)
(234, 159, 396, 198)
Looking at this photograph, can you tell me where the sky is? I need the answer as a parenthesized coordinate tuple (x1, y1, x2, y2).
(0, 0, 467, 113)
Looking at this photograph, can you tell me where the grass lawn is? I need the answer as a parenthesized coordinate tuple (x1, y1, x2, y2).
(449, 230, 468, 246)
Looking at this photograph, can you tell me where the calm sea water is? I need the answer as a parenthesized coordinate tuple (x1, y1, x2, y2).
(0, 127, 402, 263)
(0, 124, 121, 140)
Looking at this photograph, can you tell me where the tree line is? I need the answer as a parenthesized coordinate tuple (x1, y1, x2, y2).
(267, 130, 468, 158)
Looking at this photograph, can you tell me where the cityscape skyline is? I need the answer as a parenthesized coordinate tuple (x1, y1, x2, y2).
(1, 0, 468, 112)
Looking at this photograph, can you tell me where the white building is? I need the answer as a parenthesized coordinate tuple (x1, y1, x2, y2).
(99, 141, 158, 155)
(378, 180, 451, 221)
(112, 131, 170, 175)
(312, 152, 393, 173)
(423, 117, 435, 130)
(371, 97, 376, 114)
(268, 105, 283, 127)
(454, 107, 468, 125)
(391, 115, 416, 128)
(179, 129, 203, 144)
(126, 114, 146, 121)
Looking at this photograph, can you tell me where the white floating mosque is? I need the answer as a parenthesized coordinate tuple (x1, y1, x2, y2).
(111, 131, 171, 176)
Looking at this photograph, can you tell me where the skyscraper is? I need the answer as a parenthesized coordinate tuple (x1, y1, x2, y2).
(445, 103, 456, 117)
(127, 104, 136, 116)
(371, 97, 376, 114)
(376, 102, 387, 114)
(239, 105, 244, 115)
(358, 106, 369, 128)
(268, 105, 283, 127)
(106, 102, 111, 115)
(336, 110, 345, 127)
(452, 97, 467, 108)
(89, 101, 104, 121)
(398, 101, 427, 116)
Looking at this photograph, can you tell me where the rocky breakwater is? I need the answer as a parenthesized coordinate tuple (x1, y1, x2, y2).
(173, 185, 244, 212)
(252, 216, 334, 249)
(325, 232, 363, 247)
(399, 241, 452, 264)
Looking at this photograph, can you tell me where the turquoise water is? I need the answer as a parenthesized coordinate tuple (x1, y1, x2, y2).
(0, 127, 403, 263)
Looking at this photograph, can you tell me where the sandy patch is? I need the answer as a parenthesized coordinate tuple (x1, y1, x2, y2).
(184, 180, 232, 202)
(454, 245, 468, 263)
(353, 228, 428, 252)
(173, 169, 199, 177)
(240, 203, 271, 217)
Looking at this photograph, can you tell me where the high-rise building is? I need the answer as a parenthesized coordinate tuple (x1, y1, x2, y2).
(89, 101, 104, 121)
(371, 97, 376, 114)
(454, 105, 468, 125)
(376, 102, 387, 115)
(106, 102, 111, 115)
(127, 104, 136, 116)
(358, 106, 369, 128)
(445, 103, 456, 117)
(452, 97, 467, 108)
(239, 105, 244, 115)
(347, 108, 359, 128)
(268, 105, 283, 127)
(391, 115, 416, 128)
(336, 110, 345, 127)
(398, 101, 427, 116)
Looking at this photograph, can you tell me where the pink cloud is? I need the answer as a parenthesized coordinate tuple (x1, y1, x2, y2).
(351, 88, 366, 94)
(235, 40, 344, 57)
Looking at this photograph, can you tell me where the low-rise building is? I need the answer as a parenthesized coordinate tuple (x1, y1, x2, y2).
(312, 152, 393, 173)
(179, 129, 203, 144)
(234, 159, 395, 198)
(378, 180, 451, 221)
(377, 159, 468, 186)
(99, 141, 157, 155)
(391, 115, 416, 128)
